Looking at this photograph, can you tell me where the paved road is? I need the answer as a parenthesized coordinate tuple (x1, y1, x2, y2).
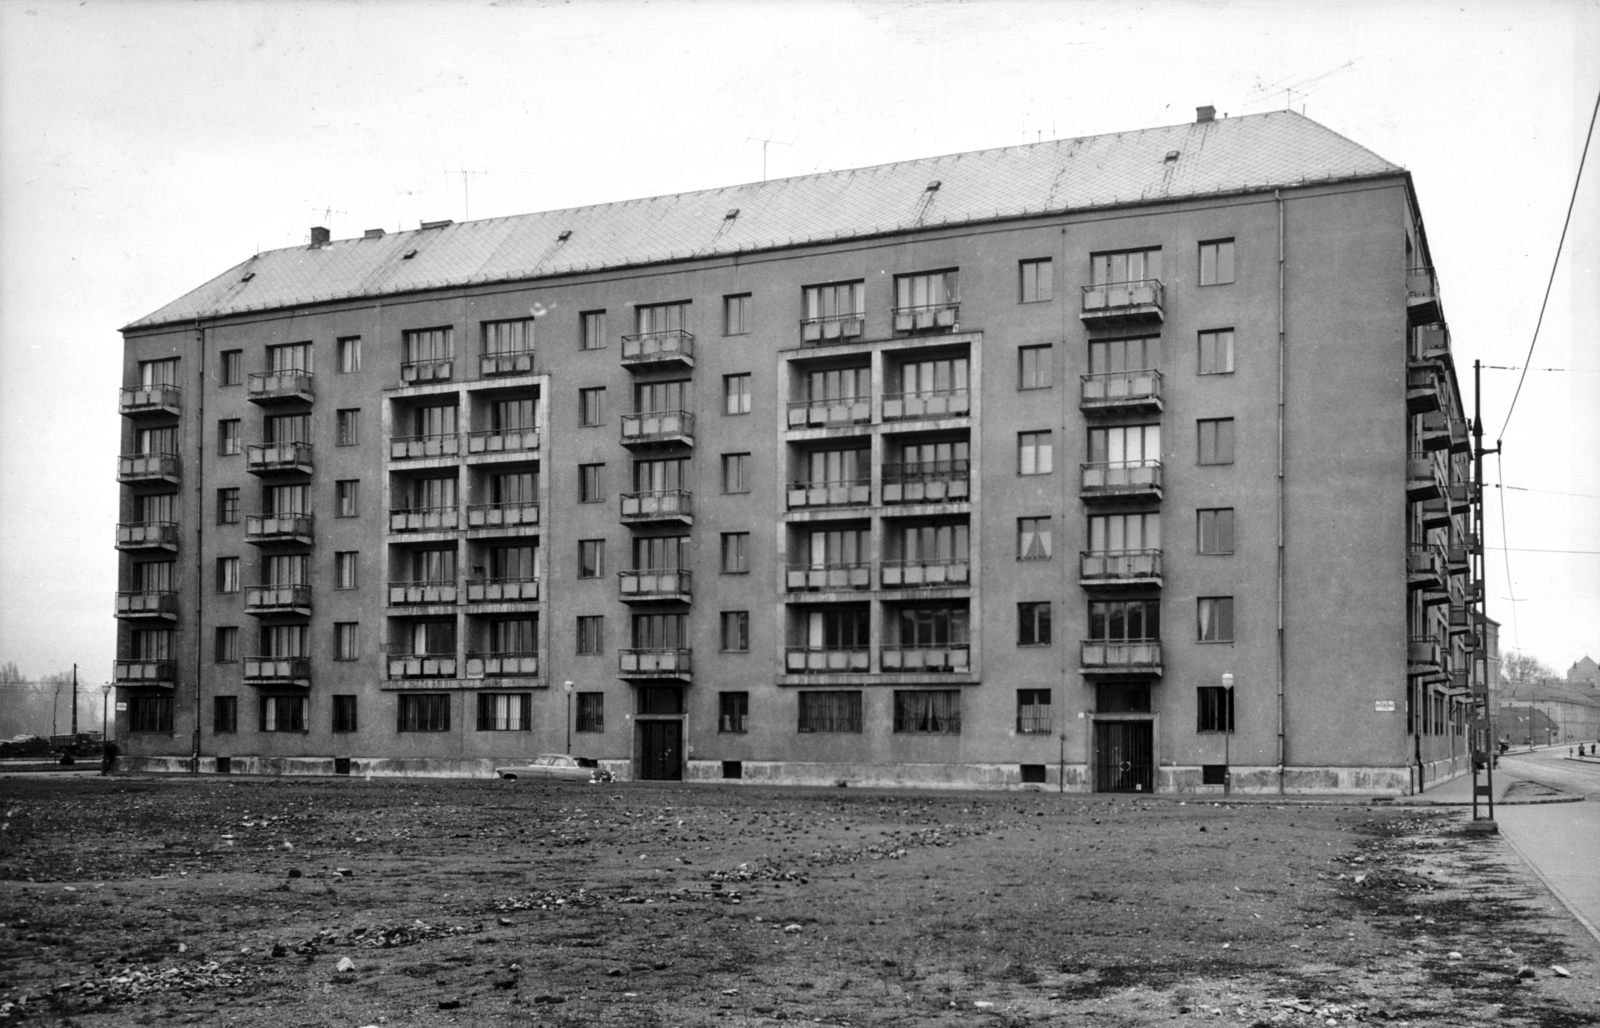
(1495, 750, 1600, 941)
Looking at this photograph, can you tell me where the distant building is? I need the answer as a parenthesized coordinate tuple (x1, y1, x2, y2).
(1497, 678, 1600, 747)
(1567, 655, 1598, 688)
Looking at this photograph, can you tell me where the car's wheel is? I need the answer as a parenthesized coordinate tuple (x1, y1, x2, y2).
(501, 773, 517, 781)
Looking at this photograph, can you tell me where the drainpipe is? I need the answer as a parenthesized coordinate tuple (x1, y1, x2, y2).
(192, 320, 206, 773)
(1275, 190, 1287, 794)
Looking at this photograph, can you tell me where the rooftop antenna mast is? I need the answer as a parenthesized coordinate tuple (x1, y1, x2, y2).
(313, 204, 347, 229)
(446, 165, 488, 221)
(746, 134, 793, 182)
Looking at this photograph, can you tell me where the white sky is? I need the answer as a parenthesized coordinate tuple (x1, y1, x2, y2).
(0, 0, 1596, 683)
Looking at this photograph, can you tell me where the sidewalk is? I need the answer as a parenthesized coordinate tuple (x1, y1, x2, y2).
(1391, 763, 1583, 807)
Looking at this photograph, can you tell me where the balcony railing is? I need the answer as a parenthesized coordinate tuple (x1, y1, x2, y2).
(119, 383, 181, 417)
(785, 646, 869, 673)
(387, 653, 458, 679)
(880, 558, 970, 588)
(620, 410, 694, 447)
(1448, 604, 1473, 637)
(1418, 496, 1450, 530)
(1079, 640, 1163, 673)
(882, 389, 970, 422)
(1406, 452, 1443, 502)
(466, 501, 540, 529)
(1419, 411, 1451, 452)
(1406, 361, 1442, 415)
(882, 462, 970, 504)
(388, 505, 459, 533)
(786, 562, 871, 592)
(400, 357, 454, 383)
(1079, 549, 1162, 585)
(1407, 635, 1441, 674)
(244, 513, 314, 546)
(891, 302, 959, 334)
(1080, 461, 1163, 501)
(243, 656, 311, 686)
(1447, 482, 1472, 514)
(1449, 418, 1470, 455)
(480, 349, 535, 377)
(247, 371, 314, 404)
(621, 489, 693, 523)
(114, 659, 176, 686)
(245, 584, 312, 616)
(117, 453, 181, 485)
(1080, 279, 1164, 326)
(787, 478, 870, 509)
(465, 577, 539, 603)
(1406, 545, 1444, 590)
(387, 580, 459, 606)
(800, 313, 866, 345)
(1445, 545, 1469, 576)
(619, 648, 692, 677)
(467, 429, 540, 457)
(246, 441, 313, 476)
(618, 569, 692, 602)
(881, 644, 970, 673)
(1406, 266, 1442, 327)
(1081, 370, 1163, 413)
(116, 521, 179, 551)
(390, 432, 460, 460)
(466, 652, 540, 678)
(787, 397, 870, 428)
(115, 590, 177, 619)
(621, 329, 695, 367)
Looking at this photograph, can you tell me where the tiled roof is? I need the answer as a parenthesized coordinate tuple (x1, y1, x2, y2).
(125, 111, 1402, 330)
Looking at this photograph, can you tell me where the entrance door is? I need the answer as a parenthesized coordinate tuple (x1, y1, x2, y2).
(1094, 720, 1153, 792)
(638, 720, 683, 781)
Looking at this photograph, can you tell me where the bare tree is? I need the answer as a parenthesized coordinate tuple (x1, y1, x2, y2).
(1502, 650, 1556, 688)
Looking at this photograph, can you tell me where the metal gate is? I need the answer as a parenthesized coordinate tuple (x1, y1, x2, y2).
(1094, 720, 1153, 792)
(638, 720, 683, 781)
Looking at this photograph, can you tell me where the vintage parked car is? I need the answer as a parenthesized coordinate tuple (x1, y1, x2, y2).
(494, 754, 614, 783)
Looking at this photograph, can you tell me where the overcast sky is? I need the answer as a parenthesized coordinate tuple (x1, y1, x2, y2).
(1, 0, 1596, 683)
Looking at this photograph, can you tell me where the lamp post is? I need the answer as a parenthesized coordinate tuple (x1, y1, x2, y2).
(100, 684, 113, 775)
(1221, 672, 1234, 795)
(564, 680, 574, 754)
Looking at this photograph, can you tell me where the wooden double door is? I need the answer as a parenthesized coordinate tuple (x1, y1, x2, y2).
(1094, 720, 1154, 793)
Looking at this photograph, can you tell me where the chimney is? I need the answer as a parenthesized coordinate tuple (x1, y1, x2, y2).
(363, 228, 385, 239)
(1196, 105, 1216, 124)
(310, 226, 331, 246)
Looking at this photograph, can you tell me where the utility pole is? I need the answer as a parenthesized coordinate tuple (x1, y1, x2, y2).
(1471, 359, 1499, 825)
(71, 664, 78, 737)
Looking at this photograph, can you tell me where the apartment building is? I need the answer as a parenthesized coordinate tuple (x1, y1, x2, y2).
(114, 108, 1487, 793)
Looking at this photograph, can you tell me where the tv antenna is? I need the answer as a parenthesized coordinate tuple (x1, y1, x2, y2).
(313, 203, 347, 227)
(746, 134, 793, 182)
(445, 165, 488, 220)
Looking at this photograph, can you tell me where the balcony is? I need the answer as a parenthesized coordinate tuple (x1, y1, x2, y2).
(113, 659, 175, 687)
(1406, 453, 1443, 502)
(400, 357, 454, 384)
(244, 513, 314, 547)
(1079, 550, 1163, 588)
(785, 646, 869, 673)
(120, 383, 181, 418)
(246, 441, 313, 477)
(1445, 545, 1470, 577)
(116, 521, 179, 552)
(1448, 604, 1473, 638)
(1418, 496, 1450, 531)
(1449, 418, 1470, 455)
(1080, 461, 1163, 502)
(390, 433, 460, 461)
(245, 584, 312, 617)
(800, 313, 866, 346)
(1419, 325, 1451, 364)
(881, 644, 970, 673)
(388, 506, 459, 533)
(1406, 546, 1444, 591)
(387, 653, 459, 679)
(892, 302, 959, 334)
(480, 349, 535, 377)
(882, 389, 970, 422)
(465, 577, 539, 603)
(620, 410, 694, 448)
(115, 590, 177, 620)
(1080, 370, 1163, 414)
(464, 502, 539, 531)
(1419, 412, 1451, 452)
(466, 428, 540, 458)
(1407, 635, 1441, 677)
(621, 329, 694, 369)
(619, 648, 692, 678)
(247, 371, 313, 405)
(1406, 266, 1441, 327)
(244, 656, 311, 687)
(787, 478, 870, 510)
(787, 562, 871, 592)
(1446, 667, 1469, 696)
(880, 558, 969, 589)
(618, 569, 692, 603)
(1447, 481, 1472, 515)
(387, 580, 459, 606)
(1079, 640, 1163, 675)
(1080, 279, 1164, 327)
(117, 453, 181, 486)
(882, 462, 970, 505)
(466, 652, 540, 678)
(787, 397, 870, 429)
(1406, 361, 1442, 415)
(620, 489, 693, 525)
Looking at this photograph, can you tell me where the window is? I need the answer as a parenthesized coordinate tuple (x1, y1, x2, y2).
(1019, 258, 1054, 303)
(336, 409, 359, 446)
(132, 561, 174, 593)
(798, 691, 862, 733)
(1090, 248, 1161, 285)
(631, 534, 687, 575)
(893, 690, 961, 734)
(576, 692, 604, 732)
(581, 310, 607, 350)
(1197, 509, 1234, 554)
(335, 622, 359, 661)
(1198, 329, 1234, 374)
(721, 611, 750, 653)
(1089, 599, 1160, 642)
(1089, 424, 1161, 466)
(335, 551, 358, 589)
(579, 464, 604, 503)
(1017, 689, 1051, 734)
(1018, 345, 1053, 390)
(483, 318, 533, 356)
(487, 616, 538, 656)
(580, 387, 605, 426)
(218, 419, 241, 455)
(214, 626, 239, 663)
(220, 350, 242, 386)
(477, 693, 531, 731)
(721, 532, 749, 574)
(803, 281, 865, 326)
(576, 616, 604, 654)
(214, 696, 238, 733)
(724, 374, 752, 415)
(332, 695, 358, 733)
(1197, 418, 1235, 465)
(1018, 431, 1053, 475)
(490, 470, 538, 506)
(407, 402, 458, 440)
(634, 379, 689, 414)
(896, 606, 968, 648)
(719, 692, 749, 733)
(336, 480, 359, 517)
(1017, 517, 1052, 560)
(403, 327, 454, 364)
(216, 557, 239, 594)
(261, 695, 308, 732)
(1088, 513, 1160, 554)
(217, 487, 240, 525)
(1088, 336, 1159, 375)
(264, 553, 306, 587)
(894, 270, 959, 322)
(633, 457, 686, 497)
(267, 342, 312, 373)
(491, 396, 537, 432)
(722, 453, 750, 494)
(398, 694, 450, 732)
(636, 301, 689, 335)
(1198, 686, 1235, 732)
(264, 412, 310, 445)
(261, 623, 309, 658)
(1018, 602, 1052, 646)
(578, 540, 604, 578)
(338, 336, 361, 373)
(1198, 597, 1234, 642)
(724, 293, 751, 336)
(129, 695, 172, 733)
(1199, 239, 1235, 285)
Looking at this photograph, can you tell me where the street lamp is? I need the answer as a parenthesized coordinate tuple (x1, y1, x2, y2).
(1221, 673, 1235, 795)
(564, 680, 574, 754)
(100, 684, 113, 776)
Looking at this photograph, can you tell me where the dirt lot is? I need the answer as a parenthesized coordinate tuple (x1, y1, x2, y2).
(1, 775, 1596, 1027)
